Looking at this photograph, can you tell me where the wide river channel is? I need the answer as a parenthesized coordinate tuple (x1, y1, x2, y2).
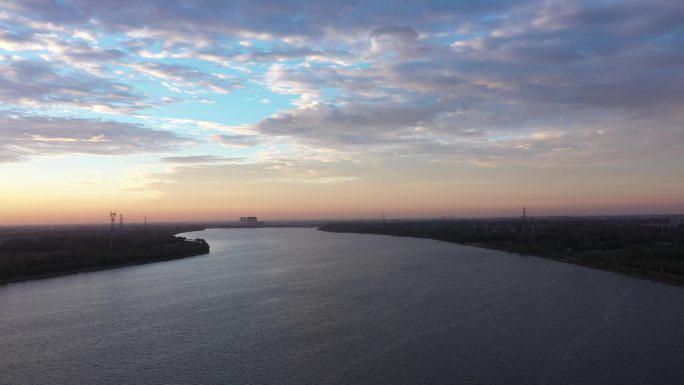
(1, 228, 683, 384)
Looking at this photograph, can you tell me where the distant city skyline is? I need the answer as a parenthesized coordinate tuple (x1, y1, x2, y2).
(0, 1, 682, 225)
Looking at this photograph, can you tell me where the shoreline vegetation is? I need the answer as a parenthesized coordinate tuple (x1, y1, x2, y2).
(319, 219, 684, 287)
(0, 225, 209, 284)
(0, 223, 311, 285)
(3, 219, 682, 287)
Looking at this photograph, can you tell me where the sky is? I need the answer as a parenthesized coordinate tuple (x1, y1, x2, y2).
(0, 0, 682, 225)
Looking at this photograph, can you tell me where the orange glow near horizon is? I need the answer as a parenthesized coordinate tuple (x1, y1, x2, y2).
(1, 162, 681, 226)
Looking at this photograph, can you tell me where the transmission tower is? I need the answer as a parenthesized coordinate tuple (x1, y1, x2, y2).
(109, 211, 116, 249)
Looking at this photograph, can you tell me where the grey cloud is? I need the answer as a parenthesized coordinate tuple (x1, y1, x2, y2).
(212, 134, 260, 147)
(1, 0, 683, 175)
(1, 1, 508, 38)
(265, 63, 389, 102)
(9, 0, 680, 113)
(254, 102, 441, 147)
(238, 47, 352, 63)
(0, 58, 144, 111)
(0, 114, 190, 162)
(128, 62, 241, 93)
(370, 25, 418, 39)
(62, 43, 126, 62)
(0, 30, 42, 50)
(236, 65, 684, 172)
(538, 0, 684, 37)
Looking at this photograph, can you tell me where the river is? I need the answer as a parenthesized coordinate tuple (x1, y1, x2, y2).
(1, 228, 683, 384)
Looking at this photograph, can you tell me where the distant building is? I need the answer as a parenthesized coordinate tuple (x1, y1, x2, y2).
(239, 216, 258, 227)
(671, 217, 681, 229)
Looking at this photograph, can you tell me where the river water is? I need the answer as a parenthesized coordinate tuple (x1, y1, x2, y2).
(1, 228, 683, 385)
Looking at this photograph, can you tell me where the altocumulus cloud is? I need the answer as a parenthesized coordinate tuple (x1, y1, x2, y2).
(0, 115, 190, 162)
(0, 0, 681, 189)
(212, 134, 260, 148)
(0, 57, 144, 112)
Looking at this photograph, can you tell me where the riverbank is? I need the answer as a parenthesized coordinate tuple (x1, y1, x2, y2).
(461, 241, 684, 287)
(319, 221, 684, 287)
(0, 242, 209, 285)
(0, 229, 210, 285)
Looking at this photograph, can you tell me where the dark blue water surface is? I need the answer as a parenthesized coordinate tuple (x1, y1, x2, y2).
(1, 228, 683, 385)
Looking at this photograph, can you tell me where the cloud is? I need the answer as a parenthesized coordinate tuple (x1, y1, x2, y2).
(0, 30, 43, 51)
(126, 62, 241, 94)
(0, 1, 505, 39)
(235, 47, 352, 63)
(4, 1, 681, 115)
(139, 158, 364, 206)
(370, 25, 418, 39)
(0, 0, 682, 209)
(0, 57, 144, 112)
(251, 102, 440, 148)
(161, 155, 244, 164)
(212, 134, 260, 147)
(0, 114, 190, 162)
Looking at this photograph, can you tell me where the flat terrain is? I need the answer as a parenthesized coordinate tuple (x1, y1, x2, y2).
(0, 224, 209, 283)
(320, 217, 684, 286)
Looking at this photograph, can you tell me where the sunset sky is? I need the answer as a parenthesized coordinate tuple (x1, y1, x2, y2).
(0, 0, 682, 225)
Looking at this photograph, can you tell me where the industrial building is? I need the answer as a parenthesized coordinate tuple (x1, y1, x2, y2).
(239, 217, 258, 227)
